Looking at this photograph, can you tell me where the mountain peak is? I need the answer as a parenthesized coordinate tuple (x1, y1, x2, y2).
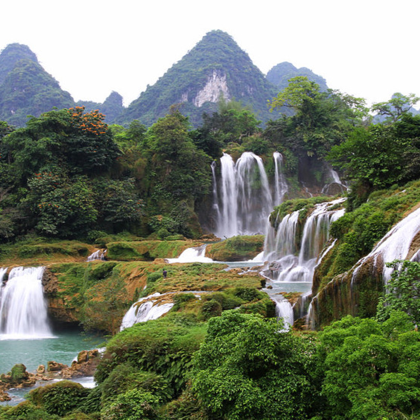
(119, 30, 278, 127)
(0, 43, 39, 85)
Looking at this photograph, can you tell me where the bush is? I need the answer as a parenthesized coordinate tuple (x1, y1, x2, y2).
(147, 272, 162, 283)
(101, 389, 160, 420)
(29, 380, 90, 416)
(200, 299, 222, 320)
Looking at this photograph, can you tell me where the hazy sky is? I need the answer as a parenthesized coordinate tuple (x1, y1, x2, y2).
(1, 0, 419, 108)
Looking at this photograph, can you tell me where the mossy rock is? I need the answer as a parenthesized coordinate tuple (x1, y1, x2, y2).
(106, 240, 202, 261)
(206, 235, 264, 261)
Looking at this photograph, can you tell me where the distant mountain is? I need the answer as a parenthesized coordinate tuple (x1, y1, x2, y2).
(77, 91, 124, 124)
(0, 43, 38, 86)
(266, 62, 328, 92)
(0, 56, 74, 127)
(0, 44, 124, 127)
(118, 30, 283, 127)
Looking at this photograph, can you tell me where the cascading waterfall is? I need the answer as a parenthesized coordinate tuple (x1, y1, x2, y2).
(264, 198, 345, 283)
(120, 293, 174, 330)
(0, 267, 53, 339)
(167, 245, 213, 263)
(214, 152, 274, 238)
(271, 294, 294, 331)
(351, 206, 420, 286)
(273, 151, 288, 206)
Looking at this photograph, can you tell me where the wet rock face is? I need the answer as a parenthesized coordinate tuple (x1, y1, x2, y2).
(42, 269, 58, 294)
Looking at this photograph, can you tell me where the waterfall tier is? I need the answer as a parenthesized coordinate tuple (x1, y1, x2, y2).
(263, 198, 345, 283)
(0, 267, 53, 340)
(213, 151, 287, 238)
(167, 245, 213, 263)
(120, 293, 174, 330)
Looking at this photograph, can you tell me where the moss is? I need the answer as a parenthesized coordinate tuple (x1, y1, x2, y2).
(206, 235, 264, 261)
(106, 240, 202, 261)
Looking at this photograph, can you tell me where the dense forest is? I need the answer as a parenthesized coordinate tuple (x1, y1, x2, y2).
(1, 30, 420, 420)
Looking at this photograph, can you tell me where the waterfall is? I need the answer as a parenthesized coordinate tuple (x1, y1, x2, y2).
(211, 161, 221, 226)
(271, 294, 294, 331)
(351, 206, 420, 285)
(167, 245, 213, 263)
(322, 166, 348, 194)
(264, 198, 345, 283)
(120, 293, 174, 330)
(273, 152, 288, 206)
(0, 267, 53, 339)
(214, 152, 273, 238)
(87, 249, 107, 261)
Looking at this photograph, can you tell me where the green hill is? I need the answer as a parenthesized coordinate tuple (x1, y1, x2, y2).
(0, 58, 74, 127)
(0, 44, 125, 127)
(118, 30, 283, 127)
(266, 61, 328, 91)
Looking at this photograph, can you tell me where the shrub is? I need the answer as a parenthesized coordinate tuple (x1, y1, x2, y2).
(29, 380, 90, 416)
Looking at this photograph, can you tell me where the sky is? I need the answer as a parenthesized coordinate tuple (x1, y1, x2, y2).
(1, 0, 419, 108)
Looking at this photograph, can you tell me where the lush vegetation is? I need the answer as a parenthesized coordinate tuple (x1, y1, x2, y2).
(1, 33, 420, 420)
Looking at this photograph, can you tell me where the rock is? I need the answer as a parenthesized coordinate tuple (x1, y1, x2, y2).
(37, 365, 45, 374)
(0, 390, 11, 402)
(61, 349, 100, 379)
(47, 361, 68, 372)
(10, 364, 28, 382)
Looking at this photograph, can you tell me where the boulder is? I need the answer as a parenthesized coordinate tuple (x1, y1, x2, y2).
(47, 361, 68, 372)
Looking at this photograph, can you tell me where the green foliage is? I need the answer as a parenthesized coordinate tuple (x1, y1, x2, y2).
(206, 235, 264, 261)
(22, 171, 98, 237)
(147, 272, 162, 283)
(318, 312, 420, 419)
(372, 92, 420, 123)
(29, 380, 90, 416)
(0, 400, 57, 420)
(200, 299, 222, 320)
(269, 78, 367, 158)
(377, 260, 420, 325)
(95, 315, 207, 397)
(101, 363, 171, 405)
(192, 311, 319, 420)
(101, 389, 160, 420)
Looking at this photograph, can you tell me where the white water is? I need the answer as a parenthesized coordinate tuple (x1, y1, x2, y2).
(351, 206, 420, 285)
(214, 152, 273, 238)
(271, 294, 294, 331)
(167, 245, 213, 263)
(87, 249, 107, 261)
(322, 166, 348, 194)
(0, 267, 54, 340)
(273, 152, 288, 206)
(264, 199, 345, 284)
(120, 293, 174, 330)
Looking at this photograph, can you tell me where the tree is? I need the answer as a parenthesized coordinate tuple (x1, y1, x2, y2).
(192, 310, 319, 419)
(372, 93, 420, 123)
(376, 260, 420, 326)
(318, 312, 420, 419)
(2, 107, 120, 181)
(269, 77, 367, 158)
(270, 76, 321, 112)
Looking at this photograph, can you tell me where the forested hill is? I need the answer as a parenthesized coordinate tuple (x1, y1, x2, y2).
(267, 61, 328, 91)
(117, 30, 284, 127)
(0, 44, 123, 127)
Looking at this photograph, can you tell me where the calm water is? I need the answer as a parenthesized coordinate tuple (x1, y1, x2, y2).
(0, 330, 105, 375)
(0, 330, 104, 406)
